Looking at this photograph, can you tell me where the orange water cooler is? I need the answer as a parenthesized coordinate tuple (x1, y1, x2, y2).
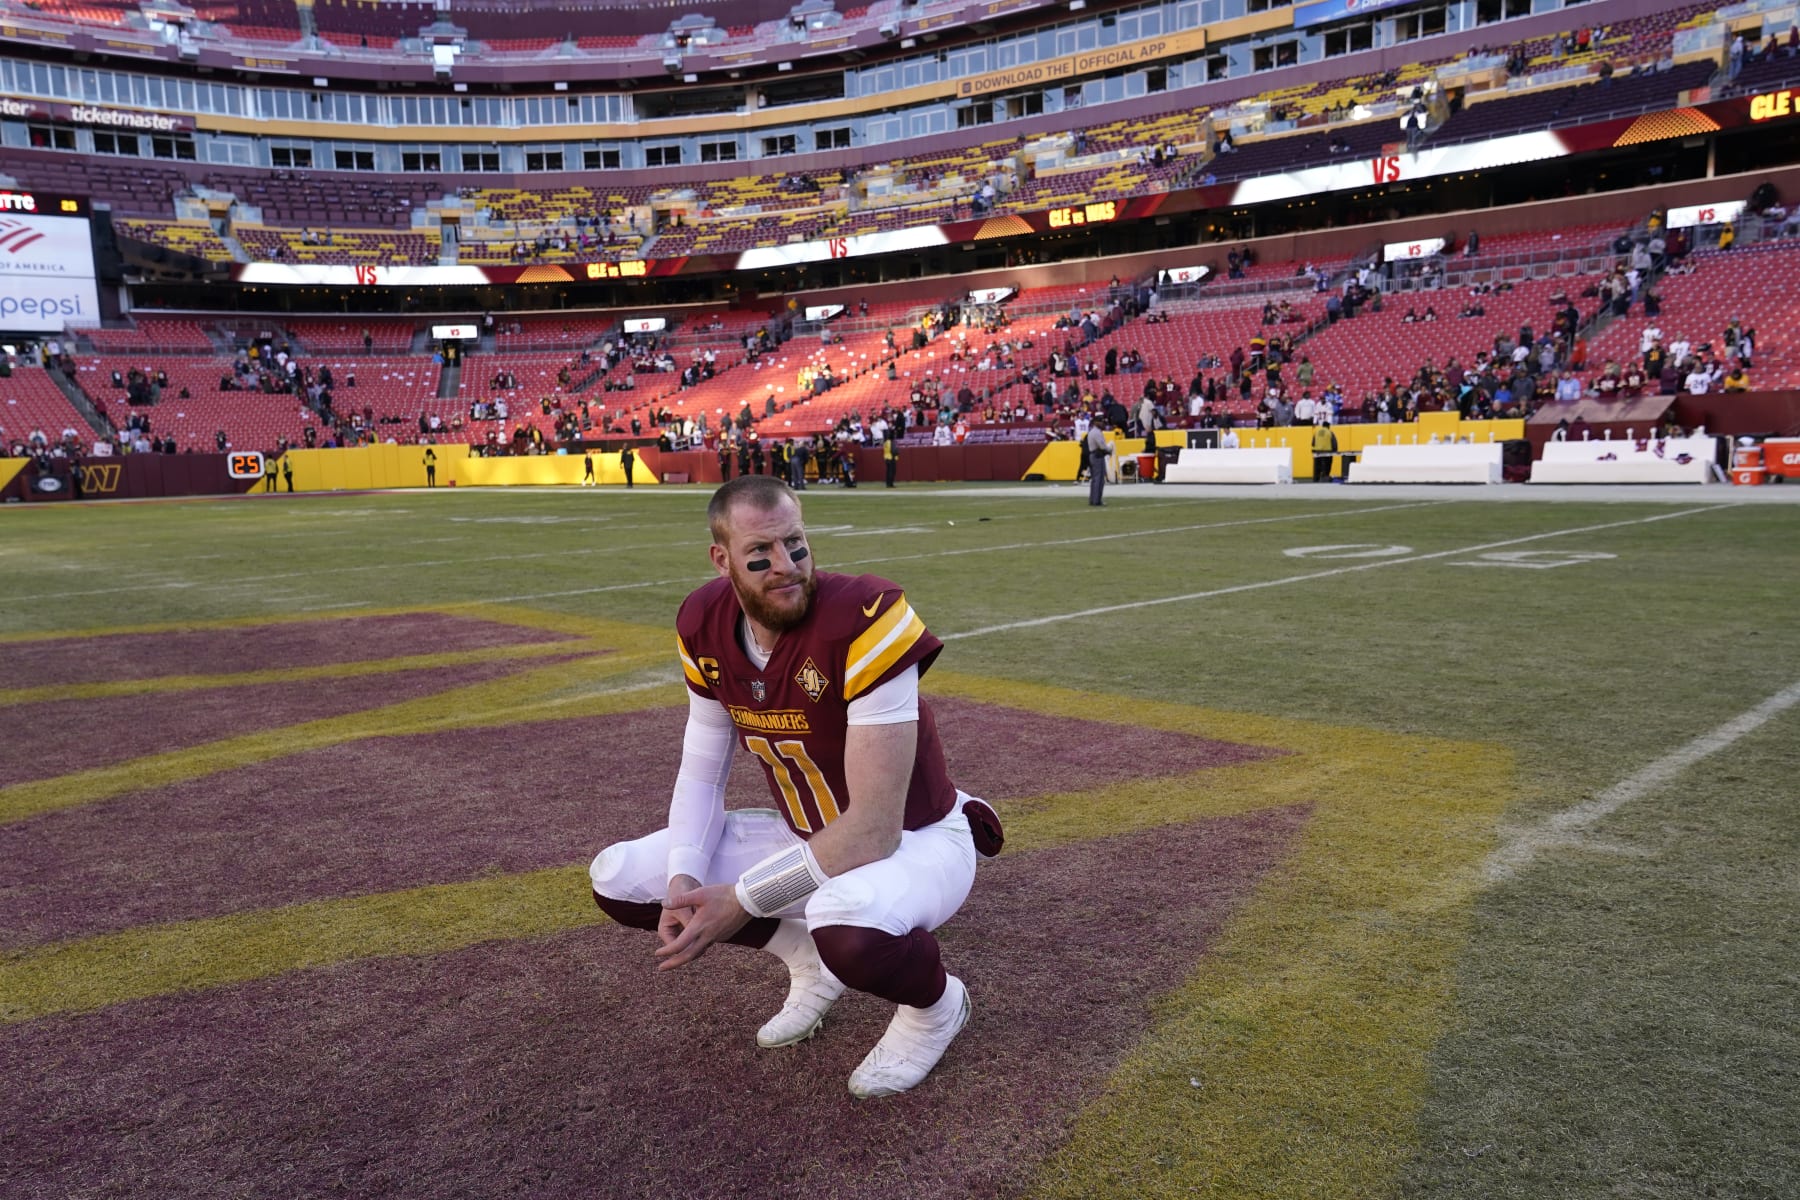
(1732, 443, 1765, 486)
(1762, 438, 1800, 480)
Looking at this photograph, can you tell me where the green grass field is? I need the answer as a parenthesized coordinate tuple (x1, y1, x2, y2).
(2, 483, 1796, 1199)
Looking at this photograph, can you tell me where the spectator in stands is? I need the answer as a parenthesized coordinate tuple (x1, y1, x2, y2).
(1293, 392, 1316, 427)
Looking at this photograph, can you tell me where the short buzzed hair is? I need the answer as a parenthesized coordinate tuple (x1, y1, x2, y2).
(708, 475, 798, 545)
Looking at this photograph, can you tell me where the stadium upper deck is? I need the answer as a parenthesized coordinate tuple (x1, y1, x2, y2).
(0, 0, 1766, 277)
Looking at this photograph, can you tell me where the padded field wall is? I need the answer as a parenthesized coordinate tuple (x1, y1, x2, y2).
(6, 453, 261, 502)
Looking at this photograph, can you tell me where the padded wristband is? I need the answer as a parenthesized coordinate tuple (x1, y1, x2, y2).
(734, 842, 830, 918)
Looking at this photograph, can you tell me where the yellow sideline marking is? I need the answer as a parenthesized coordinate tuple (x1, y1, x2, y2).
(0, 606, 666, 707)
(1, 689, 1388, 1026)
(0, 640, 598, 707)
(0, 609, 676, 825)
(0, 651, 673, 825)
(0, 605, 656, 647)
(0, 604, 456, 644)
(0, 866, 592, 1024)
(925, 674, 1514, 1200)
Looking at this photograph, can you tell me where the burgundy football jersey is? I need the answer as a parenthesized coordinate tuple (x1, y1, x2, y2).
(676, 571, 957, 839)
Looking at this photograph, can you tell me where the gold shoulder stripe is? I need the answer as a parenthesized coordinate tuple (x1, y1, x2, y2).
(845, 595, 910, 676)
(844, 598, 927, 700)
(677, 633, 708, 690)
(847, 610, 926, 700)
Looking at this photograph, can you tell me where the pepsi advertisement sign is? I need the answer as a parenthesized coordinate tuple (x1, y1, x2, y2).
(0, 204, 100, 333)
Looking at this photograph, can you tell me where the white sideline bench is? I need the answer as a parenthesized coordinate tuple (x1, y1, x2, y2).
(1347, 441, 1503, 484)
(1530, 436, 1719, 484)
(1162, 447, 1293, 484)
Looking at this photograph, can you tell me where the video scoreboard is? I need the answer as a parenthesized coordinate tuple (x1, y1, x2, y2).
(0, 191, 99, 335)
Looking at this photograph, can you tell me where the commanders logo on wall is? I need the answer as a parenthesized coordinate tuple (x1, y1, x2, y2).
(80, 463, 121, 494)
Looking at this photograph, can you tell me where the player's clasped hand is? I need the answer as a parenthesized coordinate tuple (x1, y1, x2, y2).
(656, 874, 698, 952)
(654, 882, 752, 970)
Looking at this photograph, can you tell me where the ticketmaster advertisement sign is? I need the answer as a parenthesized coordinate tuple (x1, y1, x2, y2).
(0, 210, 100, 332)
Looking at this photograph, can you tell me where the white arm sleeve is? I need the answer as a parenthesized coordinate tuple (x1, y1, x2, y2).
(666, 690, 736, 886)
(845, 664, 919, 726)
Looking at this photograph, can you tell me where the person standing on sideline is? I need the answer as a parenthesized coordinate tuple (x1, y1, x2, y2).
(583, 451, 596, 486)
(620, 444, 636, 489)
(883, 428, 900, 488)
(423, 447, 437, 487)
(1085, 418, 1110, 506)
(789, 437, 809, 490)
(282, 454, 294, 493)
(1311, 419, 1338, 482)
(263, 454, 278, 494)
(588, 476, 1003, 1098)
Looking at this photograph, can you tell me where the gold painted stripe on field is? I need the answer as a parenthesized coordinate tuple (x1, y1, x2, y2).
(0, 605, 670, 650)
(927, 669, 1352, 753)
(948, 678, 1516, 1200)
(0, 651, 675, 826)
(434, 605, 674, 647)
(0, 604, 457, 644)
(0, 639, 599, 707)
(0, 749, 1295, 1024)
(0, 865, 596, 1025)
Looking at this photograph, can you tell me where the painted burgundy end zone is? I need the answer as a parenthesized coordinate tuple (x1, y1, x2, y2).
(0, 805, 1311, 1200)
(2, 697, 1278, 950)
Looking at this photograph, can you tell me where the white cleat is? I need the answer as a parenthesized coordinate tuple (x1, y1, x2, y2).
(756, 948, 846, 1049)
(847, 975, 970, 1099)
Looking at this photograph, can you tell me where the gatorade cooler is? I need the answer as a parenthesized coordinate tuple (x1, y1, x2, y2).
(1732, 465, 1765, 486)
(1732, 443, 1764, 470)
(1762, 438, 1800, 480)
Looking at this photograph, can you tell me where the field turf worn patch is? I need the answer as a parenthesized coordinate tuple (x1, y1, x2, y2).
(0, 809, 1308, 1200)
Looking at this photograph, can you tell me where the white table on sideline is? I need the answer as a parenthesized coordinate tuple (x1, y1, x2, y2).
(1347, 441, 1503, 484)
(1530, 435, 1719, 484)
(1161, 447, 1293, 484)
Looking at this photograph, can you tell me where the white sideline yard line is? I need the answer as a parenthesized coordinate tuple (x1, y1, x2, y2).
(414, 503, 1441, 607)
(1, 500, 1436, 607)
(941, 505, 1730, 641)
(837, 501, 1440, 569)
(1485, 677, 1800, 881)
(0, 499, 1405, 597)
(0, 538, 714, 602)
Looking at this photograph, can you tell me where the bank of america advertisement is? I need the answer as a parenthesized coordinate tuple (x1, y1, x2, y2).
(0, 212, 101, 332)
